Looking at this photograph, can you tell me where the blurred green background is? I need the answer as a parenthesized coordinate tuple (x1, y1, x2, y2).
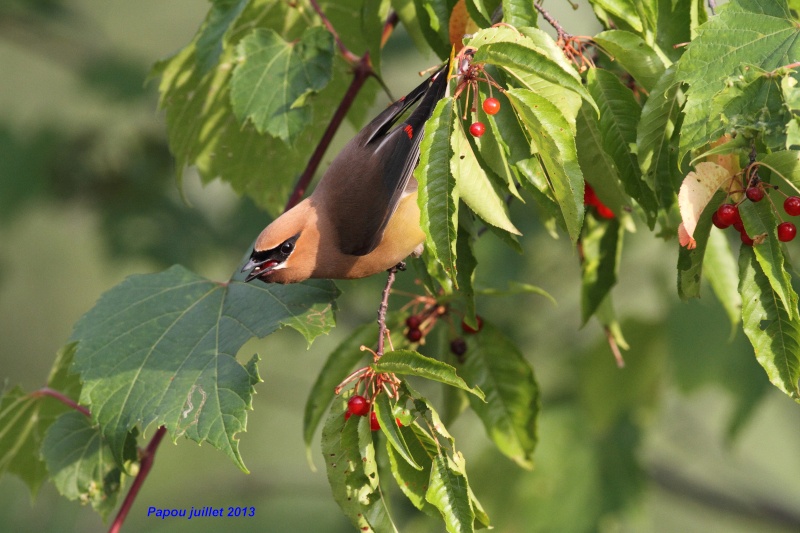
(2, 1, 800, 532)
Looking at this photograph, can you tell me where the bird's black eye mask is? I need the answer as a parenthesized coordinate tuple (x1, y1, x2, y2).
(241, 233, 300, 282)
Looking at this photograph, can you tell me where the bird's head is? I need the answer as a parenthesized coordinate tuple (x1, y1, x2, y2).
(241, 201, 319, 284)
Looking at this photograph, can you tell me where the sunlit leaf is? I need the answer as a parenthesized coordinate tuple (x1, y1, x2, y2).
(581, 217, 623, 324)
(372, 350, 485, 400)
(678, 190, 725, 300)
(677, 162, 733, 242)
(704, 228, 742, 335)
(426, 454, 475, 533)
(230, 27, 334, 143)
(592, 30, 666, 92)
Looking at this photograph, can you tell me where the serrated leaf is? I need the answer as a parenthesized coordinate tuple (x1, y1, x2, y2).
(739, 245, 800, 400)
(414, 0, 453, 58)
(387, 422, 439, 516)
(230, 27, 334, 143)
(675, 0, 800, 161)
(474, 40, 595, 114)
(576, 100, 633, 220)
(506, 88, 584, 241)
(739, 199, 798, 320)
(303, 323, 376, 462)
(587, 68, 658, 226)
(581, 217, 623, 324)
(0, 344, 81, 497)
(417, 97, 459, 282)
(195, 0, 248, 72)
(678, 190, 725, 300)
(374, 392, 422, 470)
(592, 30, 666, 93)
(426, 454, 475, 533)
(322, 398, 397, 532)
(637, 66, 682, 207)
(372, 350, 484, 400)
(452, 114, 520, 235)
(459, 322, 538, 468)
(704, 228, 742, 335)
(501, 0, 537, 27)
(69, 265, 338, 471)
(42, 412, 136, 519)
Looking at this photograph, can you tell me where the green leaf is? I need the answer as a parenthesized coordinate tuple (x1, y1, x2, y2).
(0, 344, 82, 497)
(361, 0, 391, 75)
(195, 0, 248, 72)
(739, 198, 798, 320)
(704, 227, 742, 335)
(42, 412, 136, 519)
(739, 245, 800, 400)
(576, 101, 633, 221)
(506, 88, 585, 241)
(387, 422, 439, 517)
(391, 0, 435, 55)
(417, 97, 459, 282)
(426, 454, 475, 533)
(675, 0, 800, 161)
(374, 393, 422, 470)
(589, 0, 645, 34)
(303, 323, 376, 463)
(459, 322, 539, 468)
(70, 265, 338, 471)
(322, 398, 397, 532)
(501, 0, 537, 27)
(474, 40, 595, 114)
(760, 150, 800, 194)
(452, 113, 520, 235)
(455, 219, 478, 323)
(586, 68, 658, 226)
(592, 30, 666, 93)
(230, 27, 334, 143)
(372, 350, 485, 400)
(678, 191, 725, 300)
(413, 0, 453, 58)
(637, 65, 682, 207)
(581, 217, 623, 324)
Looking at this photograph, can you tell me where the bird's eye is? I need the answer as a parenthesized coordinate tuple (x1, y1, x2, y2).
(280, 241, 294, 255)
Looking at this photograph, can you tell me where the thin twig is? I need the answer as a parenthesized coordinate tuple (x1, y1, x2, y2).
(376, 265, 401, 357)
(309, 0, 359, 63)
(108, 426, 168, 533)
(534, 2, 571, 42)
(708, 0, 717, 15)
(31, 387, 91, 417)
(381, 11, 399, 47)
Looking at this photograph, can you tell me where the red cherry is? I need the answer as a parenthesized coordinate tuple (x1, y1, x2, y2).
(734, 220, 745, 233)
(396, 417, 403, 427)
(746, 186, 764, 202)
(347, 395, 370, 417)
(596, 204, 615, 219)
(461, 315, 483, 334)
(482, 97, 501, 115)
(469, 122, 486, 137)
(785, 196, 800, 216)
(344, 411, 351, 420)
(741, 231, 754, 246)
(716, 204, 738, 226)
(407, 328, 423, 342)
(712, 212, 729, 229)
(778, 222, 797, 242)
(370, 412, 380, 431)
(405, 315, 421, 329)
(584, 184, 600, 207)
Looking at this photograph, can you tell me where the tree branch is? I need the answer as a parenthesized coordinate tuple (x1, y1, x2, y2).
(534, 2, 571, 42)
(376, 264, 402, 357)
(108, 426, 168, 533)
(309, 0, 359, 64)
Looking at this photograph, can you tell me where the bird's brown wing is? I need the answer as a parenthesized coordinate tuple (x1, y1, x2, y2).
(316, 62, 450, 256)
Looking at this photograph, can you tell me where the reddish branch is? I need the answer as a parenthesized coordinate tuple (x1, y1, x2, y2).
(108, 426, 168, 533)
(534, 2, 571, 42)
(31, 387, 91, 417)
(376, 265, 401, 357)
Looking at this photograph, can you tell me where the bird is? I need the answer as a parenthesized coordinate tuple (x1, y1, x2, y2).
(241, 62, 450, 284)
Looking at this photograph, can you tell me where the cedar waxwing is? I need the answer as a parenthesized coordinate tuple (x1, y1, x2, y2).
(241, 62, 450, 284)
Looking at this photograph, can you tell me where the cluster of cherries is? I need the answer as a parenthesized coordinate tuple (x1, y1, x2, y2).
(345, 394, 383, 431)
(468, 97, 500, 138)
(712, 183, 799, 244)
(584, 183, 615, 219)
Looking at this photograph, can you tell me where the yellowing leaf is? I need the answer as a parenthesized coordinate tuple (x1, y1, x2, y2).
(678, 161, 733, 241)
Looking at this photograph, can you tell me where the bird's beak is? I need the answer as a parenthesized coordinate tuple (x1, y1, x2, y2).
(241, 257, 280, 282)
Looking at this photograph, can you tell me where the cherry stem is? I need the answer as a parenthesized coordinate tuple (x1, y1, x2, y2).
(30, 387, 91, 418)
(604, 327, 626, 368)
(376, 265, 400, 357)
(108, 426, 167, 533)
(309, 0, 359, 64)
(534, 2, 571, 42)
